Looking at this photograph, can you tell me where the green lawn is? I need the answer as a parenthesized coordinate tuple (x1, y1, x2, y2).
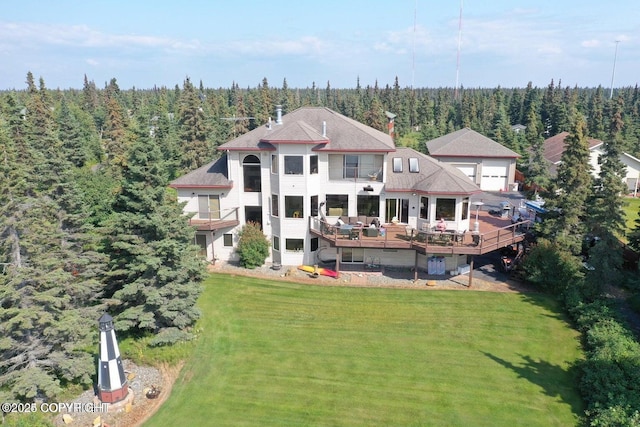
(145, 274, 584, 427)
(624, 196, 640, 235)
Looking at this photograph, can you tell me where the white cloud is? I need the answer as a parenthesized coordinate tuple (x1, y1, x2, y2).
(582, 39, 601, 48)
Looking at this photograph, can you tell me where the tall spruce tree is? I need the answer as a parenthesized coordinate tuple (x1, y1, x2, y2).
(0, 75, 105, 401)
(102, 121, 204, 345)
(539, 112, 593, 255)
(177, 77, 210, 172)
(585, 96, 628, 286)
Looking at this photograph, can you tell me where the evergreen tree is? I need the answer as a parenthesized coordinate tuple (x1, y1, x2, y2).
(584, 96, 628, 286)
(0, 76, 105, 401)
(102, 124, 204, 344)
(539, 112, 593, 255)
(524, 108, 549, 194)
(177, 77, 210, 172)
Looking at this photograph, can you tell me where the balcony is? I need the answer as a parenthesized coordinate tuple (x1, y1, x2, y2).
(188, 207, 240, 231)
(309, 209, 531, 256)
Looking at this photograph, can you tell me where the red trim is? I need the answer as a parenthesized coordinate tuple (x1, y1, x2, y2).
(217, 147, 275, 151)
(169, 184, 233, 189)
(431, 154, 520, 159)
(385, 188, 482, 196)
(260, 139, 328, 144)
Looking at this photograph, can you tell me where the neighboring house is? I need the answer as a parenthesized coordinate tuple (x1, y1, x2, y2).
(511, 124, 526, 133)
(170, 107, 526, 273)
(425, 128, 521, 192)
(543, 132, 640, 192)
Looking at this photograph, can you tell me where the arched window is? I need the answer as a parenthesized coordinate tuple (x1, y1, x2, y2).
(243, 155, 261, 192)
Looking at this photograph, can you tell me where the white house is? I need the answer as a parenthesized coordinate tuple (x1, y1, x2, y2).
(171, 107, 528, 273)
(543, 131, 640, 193)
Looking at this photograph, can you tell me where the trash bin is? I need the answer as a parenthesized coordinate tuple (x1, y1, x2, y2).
(500, 201, 511, 218)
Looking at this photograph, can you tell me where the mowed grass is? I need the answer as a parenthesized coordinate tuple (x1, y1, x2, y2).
(624, 196, 640, 235)
(146, 274, 584, 427)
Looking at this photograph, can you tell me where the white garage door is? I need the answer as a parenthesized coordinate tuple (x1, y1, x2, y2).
(453, 164, 477, 183)
(481, 160, 508, 191)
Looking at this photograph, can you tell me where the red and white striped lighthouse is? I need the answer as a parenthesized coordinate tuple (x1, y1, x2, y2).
(97, 313, 129, 404)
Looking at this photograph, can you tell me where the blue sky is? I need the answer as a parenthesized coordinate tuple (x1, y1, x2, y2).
(2, 0, 639, 90)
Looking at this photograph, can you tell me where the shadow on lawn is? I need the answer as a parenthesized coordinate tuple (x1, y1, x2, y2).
(481, 351, 583, 415)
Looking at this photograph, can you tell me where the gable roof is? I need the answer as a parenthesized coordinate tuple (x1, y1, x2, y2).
(169, 154, 231, 188)
(219, 107, 395, 153)
(426, 127, 520, 158)
(385, 147, 481, 195)
(543, 131, 603, 164)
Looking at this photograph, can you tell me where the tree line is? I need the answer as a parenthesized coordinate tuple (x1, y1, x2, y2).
(1, 71, 639, 422)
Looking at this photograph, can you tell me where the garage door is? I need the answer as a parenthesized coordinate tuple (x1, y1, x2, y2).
(453, 164, 476, 183)
(480, 160, 508, 191)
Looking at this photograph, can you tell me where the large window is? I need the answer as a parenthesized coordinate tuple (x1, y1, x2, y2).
(310, 155, 318, 174)
(285, 238, 304, 252)
(328, 154, 383, 180)
(326, 194, 348, 216)
(461, 197, 469, 220)
(243, 155, 261, 192)
(435, 198, 456, 221)
(419, 196, 429, 220)
(285, 196, 304, 218)
(198, 195, 220, 220)
(271, 194, 279, 217)
(342, 248, 364, 263)
(284, 156, 303, 174)
(357, 195, 379, 216)
(386, 198, 409, 224)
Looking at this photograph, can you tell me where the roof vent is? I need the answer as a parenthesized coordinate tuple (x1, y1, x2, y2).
(275, 105, 283, 125)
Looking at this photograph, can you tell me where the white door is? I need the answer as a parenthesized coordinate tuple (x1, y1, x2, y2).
(480, 160, 508, 191)
(454, 164, 477, 183)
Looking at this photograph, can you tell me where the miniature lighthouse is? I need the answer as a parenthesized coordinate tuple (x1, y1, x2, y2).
(97, 313, 129, 404)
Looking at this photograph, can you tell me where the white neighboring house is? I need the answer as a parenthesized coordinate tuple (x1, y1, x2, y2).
(425, 128, 521, 192)
(170, 106, 486, 271)
(543, 131, 640, 193)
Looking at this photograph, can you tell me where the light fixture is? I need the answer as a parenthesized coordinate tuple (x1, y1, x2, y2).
(363, 185, 374, 192)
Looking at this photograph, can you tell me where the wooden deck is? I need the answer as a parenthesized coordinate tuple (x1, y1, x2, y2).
(310, 210, 531, 256)
(188, 208, 240, 231)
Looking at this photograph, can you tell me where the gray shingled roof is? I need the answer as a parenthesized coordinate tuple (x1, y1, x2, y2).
(426, 127, 520, 158)
(385, 147, 481, 195)
(169, 155, 231, 188)
(219, 107, 395, 152)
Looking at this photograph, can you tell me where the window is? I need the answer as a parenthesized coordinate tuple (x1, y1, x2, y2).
(273, 236, 280, 251)
(310, 237, 319, 252)
(198, 195, 220, 220)
(310, 195, 318, 217)
(223, 233, 233, 246)
(310, 155, 318, 174)
(357, 195, 379, 216)
(243, 155, 261, 192)
(344, 155, 358, 178)
(284, 156, 303, 174)
(342, 248, 364, 263)
(462, 197, 469, 220)
(328, 154, 382, 180)
(195, 234, 207, 257)
(285, 196, 304, 218)
(408, 157, 419, 173)
(271, 154, 278, 174)
(271, 194, 279, 217)
(393, 157, 403, 172)
(420, 196, 429, 220)
(285, 238, 304, 252)
(435, 198, 456, 221)
(326, 194, 348, 216)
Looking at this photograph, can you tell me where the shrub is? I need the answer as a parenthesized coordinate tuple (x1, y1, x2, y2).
(236, 222, 270, 269)
(521, 238, 584, 295)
